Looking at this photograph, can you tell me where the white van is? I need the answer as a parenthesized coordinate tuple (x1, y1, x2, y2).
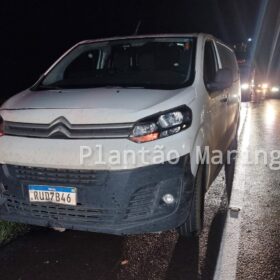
(0, 34, 240, 236)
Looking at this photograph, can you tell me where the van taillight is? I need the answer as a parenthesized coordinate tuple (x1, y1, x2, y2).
(0, 116, 4, 136)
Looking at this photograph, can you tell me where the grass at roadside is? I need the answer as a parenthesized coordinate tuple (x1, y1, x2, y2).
(0, 221, 29, 245)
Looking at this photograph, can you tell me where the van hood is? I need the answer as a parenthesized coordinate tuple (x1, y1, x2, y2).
(1, 87, 195, 123)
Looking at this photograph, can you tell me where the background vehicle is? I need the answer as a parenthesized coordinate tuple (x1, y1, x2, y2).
(234, 42, 255, 102)
(266, 84, 280, 99)
(0, 34, 240, 237)
(239, 62, 255, 102)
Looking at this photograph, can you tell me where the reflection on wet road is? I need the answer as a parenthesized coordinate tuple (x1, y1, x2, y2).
(0, 100, 279, 280)
(236, 100, 280, 280)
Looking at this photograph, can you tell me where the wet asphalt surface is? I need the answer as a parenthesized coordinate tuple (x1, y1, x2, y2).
(0, 100, 279, 280)
(236, 100, 280, 280)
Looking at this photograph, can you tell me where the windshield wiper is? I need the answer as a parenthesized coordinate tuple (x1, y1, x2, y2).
(103, 85, 146, 89)
(35, 85, 64, 90)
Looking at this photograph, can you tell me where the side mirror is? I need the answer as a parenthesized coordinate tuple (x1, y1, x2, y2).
(208, 68, 233, 92)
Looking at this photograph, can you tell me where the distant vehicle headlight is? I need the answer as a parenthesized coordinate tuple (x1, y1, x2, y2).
(129, 106, 192, 143)
(271, 87, 280, 93)
(241, 83, 250, 90)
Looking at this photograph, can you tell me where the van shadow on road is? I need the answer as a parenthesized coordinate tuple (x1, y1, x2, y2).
(164, 201, 228, 280)
(165, 163, 234, 280)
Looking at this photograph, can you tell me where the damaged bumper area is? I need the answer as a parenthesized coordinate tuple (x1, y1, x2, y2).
(0, 155, 194, 235)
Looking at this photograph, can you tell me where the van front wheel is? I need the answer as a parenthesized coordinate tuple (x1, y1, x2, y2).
(177, 164, 205, 238)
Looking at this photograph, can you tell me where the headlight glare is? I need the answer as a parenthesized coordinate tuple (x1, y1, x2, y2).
(271, 87, 279, 93)
(241, 83, 249, 90)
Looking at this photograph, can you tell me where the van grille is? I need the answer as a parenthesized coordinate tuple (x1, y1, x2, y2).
(1, 166, 162, 226)
(4, 194, 117, 224)
(3, 184, 159, 224)
(8, 165, 108, 187)
(4, 117, 133, 139)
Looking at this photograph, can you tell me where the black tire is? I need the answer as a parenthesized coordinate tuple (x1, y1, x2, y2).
(227, 133, 238, 162)
(177, 164, 205, 238)
(225, 133, 238, 201)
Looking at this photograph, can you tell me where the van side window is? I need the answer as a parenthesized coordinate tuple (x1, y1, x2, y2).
(216, 43, 239, 81)
(204, 41, 218, 87)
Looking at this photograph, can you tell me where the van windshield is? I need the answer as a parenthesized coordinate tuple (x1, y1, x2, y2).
(38, 37, 196, 90)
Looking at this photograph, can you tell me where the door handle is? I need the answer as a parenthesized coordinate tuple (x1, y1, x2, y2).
(220, 97, 228, 103)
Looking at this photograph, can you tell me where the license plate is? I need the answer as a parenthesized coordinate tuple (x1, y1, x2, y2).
(28, 185, 77, 206)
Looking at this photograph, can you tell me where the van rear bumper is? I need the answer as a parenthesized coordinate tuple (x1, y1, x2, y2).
(0, 155, 195, 235)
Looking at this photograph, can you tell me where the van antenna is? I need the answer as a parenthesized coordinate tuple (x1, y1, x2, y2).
(134, 20, 142, 35)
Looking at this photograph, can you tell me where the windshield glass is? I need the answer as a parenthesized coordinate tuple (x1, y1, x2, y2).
(38, 37, 196, 90)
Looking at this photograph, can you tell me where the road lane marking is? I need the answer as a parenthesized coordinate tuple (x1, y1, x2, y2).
(214, 104, 249, 280)
(238, 103, 249, 138)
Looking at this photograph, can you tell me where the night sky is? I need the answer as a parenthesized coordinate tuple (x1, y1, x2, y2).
(1, 0, 279, 101)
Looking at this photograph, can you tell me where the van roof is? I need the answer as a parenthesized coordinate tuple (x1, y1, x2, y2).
(77, 33, 216, 45)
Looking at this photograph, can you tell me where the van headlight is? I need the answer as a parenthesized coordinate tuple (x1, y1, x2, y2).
(129, 106, 192, 143)
(158, 111, 184, 128)
(0, 115, 4, 137)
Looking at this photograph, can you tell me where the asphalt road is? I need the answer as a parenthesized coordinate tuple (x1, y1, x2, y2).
(0, 100, 279, 280)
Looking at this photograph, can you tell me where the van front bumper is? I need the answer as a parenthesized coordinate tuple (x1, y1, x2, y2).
(0, 155, 194, 235)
